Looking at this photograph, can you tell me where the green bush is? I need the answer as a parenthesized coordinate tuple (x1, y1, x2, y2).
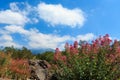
(0, 52, 30, 79)
(52, 34, 120, 80)
(36, 51, 54, 63)
(2, 46, 34, 59)
(0, 52, 11, 78)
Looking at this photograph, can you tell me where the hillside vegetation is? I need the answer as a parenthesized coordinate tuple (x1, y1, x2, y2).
(0, 34, 120, 80)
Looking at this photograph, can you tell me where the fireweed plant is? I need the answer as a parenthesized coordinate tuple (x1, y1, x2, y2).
(53, 34, 120, 80)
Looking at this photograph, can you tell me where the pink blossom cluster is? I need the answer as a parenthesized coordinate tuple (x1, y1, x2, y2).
(54, 34, 120, 64)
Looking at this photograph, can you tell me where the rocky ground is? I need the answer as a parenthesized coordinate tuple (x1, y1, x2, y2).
(28, 60, 55, 80)
(0, 60, 55, 80)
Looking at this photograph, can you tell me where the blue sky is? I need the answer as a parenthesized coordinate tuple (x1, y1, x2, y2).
(0, 0, 120, 50)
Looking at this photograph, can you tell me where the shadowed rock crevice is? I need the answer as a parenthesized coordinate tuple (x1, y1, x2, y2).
(29, 60, 52, 80)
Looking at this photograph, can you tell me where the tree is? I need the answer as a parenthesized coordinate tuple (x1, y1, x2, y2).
(2, 46, 34, 59)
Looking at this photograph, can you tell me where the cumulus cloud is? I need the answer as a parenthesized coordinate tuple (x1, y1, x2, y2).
(1, 25, 95, 49)
(0, 2, 93, 49)
(0, 34, 21, 48)
(24, 30, 95, 49)
(0, 10, 28, 26)
(76, 33, 96, 41)
(0, 25, 25, 48)
(0, 34, 13, 41)
(0, 2, 38, 26)
(27, 30, 73, 49)
(4, 25, 29, 34)
(37, 3, 85, 27)
(3, 25, 73, 49)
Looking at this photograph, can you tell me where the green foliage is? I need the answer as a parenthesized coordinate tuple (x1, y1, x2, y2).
(2, 46, 34, 59)
(0, 52, 11, 78)
(9, 59, 30, 79)
(0, 52, 30, 79)
(52, 34, 120, 80)
(1, 34, 120, 79)
(36, 51, 54, 63)
(0, 46, 32, 79)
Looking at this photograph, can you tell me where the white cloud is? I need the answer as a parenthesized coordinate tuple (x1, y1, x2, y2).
(7, 2, 86, 27)
(24, 29, 95, 49)
(0, 10, 28, 25)
(0, 2, 35, 26)
(10, 2, 34, 16)
(1, 25, 95, 49)
(76, 33, 96, 41)
(31, 18, 39, 23)
(1, 41, 21, 48)
(1, 25, 72, 49)
(0, 2, 94, 50)
(10, 2, 20, 12)
(22, 28, 73, 49)
(0, 34, 21, 48)
(37, 3, 85, 27)
(4, 25, 28, 34)
(0, 34, 13, 41)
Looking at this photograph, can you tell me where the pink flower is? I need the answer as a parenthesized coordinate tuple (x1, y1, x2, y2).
(70, 45, 78, 55)
(61, 56, 67, 61)
(105, 34, 109, 37)
(65, 42, 70, 53)
(74, 41, 78, 49)
(55, 48, 60, 54)
(54, 48, 62, 60)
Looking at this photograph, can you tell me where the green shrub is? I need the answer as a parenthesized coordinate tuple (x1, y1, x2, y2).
(0, 52, 30, 79)
(36, 51, 54, 63)
(0, 52, 11, 78)
(52, 34, 120, 80)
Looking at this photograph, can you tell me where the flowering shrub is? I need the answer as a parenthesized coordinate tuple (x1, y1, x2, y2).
(53, 34, 120, 80)
(0, 52, 11, 78)
(0, 52, 30, 79)
(9, 59, 30, 79)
